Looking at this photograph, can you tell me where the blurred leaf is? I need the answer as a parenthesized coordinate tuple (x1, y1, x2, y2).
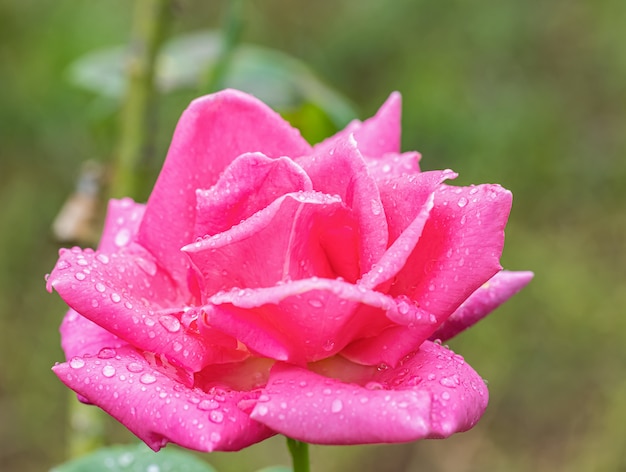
(68, 31, 356, 130)
(50, 443, 217, 472)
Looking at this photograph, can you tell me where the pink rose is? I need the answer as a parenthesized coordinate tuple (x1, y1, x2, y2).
(48, 89, 532, 452)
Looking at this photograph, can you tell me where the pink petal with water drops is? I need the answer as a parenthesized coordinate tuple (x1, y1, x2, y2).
(138, 89, 312, 290)
(296, 136, 388, 275)
(390, 184, 512, 324)
(97, 198, 145, 254)
(431, 270, 534, 341)
(52, 346, 273, 452)
(60, 309, 125, 360)
(357, 171, 456, 294)
(184, 192, 360, 297)
(201, 277, 396, 365)
(194, 153, 312, 239)
(314, 92, 402, 157)
(250, 340, 487, 444)
(47, 245, 239, 374)
(365, 151, 421, 183)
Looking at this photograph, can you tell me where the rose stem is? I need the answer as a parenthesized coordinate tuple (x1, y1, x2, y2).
(287, 437, 311, 472)
(109, 0, 171, 200)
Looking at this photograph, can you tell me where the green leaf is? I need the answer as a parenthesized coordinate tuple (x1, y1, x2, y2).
(50, 443, 217, 472)
(67, 31, 357, 130)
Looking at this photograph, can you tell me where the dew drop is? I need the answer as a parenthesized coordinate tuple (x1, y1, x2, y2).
(209, 410, 224, 423)
(172, 341, 183, 352)
(198, 399, 219, 411)
(457, 197, 468, 208)
(74, 272, 86, 281)
(114, 228, 131, 247)
(102, 365, 116, 378)
(159, 315, 181, 333)
(322, 339, 335, 351)
(256, 405, 269, 416)
(57, 260, 71, 270)
(331, 399, 343, 413)
(96, 254, 110, 264)
(140, 373, 157, 385)
(98, 348, 116, 359)
(308, 298, 323, 308)
(441, 391, 451, 400)
(127, 362, 144, 373)
(69, 357, 85, 369)
(95, 282, 106, 293)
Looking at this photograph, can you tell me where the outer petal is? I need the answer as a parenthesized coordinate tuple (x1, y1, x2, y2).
(296, 135, 388, 274)
(47, 246, 240, 374)
(200, 278, 398, 365)
(193, 153, 312, 239)
(98, 198, 146, 254)
(314, 92, 402, 157)
(390, 184, 512, 321)
(431, 270, 534, 341)
(138, 89, 312, 290)
(184, 192, 360, 297)
(52, 346, 273, 452)
(250, 341, 488, 444)
(366, 151, 421, 183)
(60, 309, 125, 360)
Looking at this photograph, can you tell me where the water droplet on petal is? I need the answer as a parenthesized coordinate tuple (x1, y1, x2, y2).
(209, 410, 224, 423)
(198, 399, 219, 411)
(98, 348, 116, 359)
(102, 365, 116, 377)
(57, 260, 71, 270)
(308, 298, 323, 308)
(159, 315, 181, 333)
(96, 254, 110, 264)
(69, 357, 85, 369)
(114, 228, 131, 247)
(140, 373, 157, 385)
(95, 282, 106, 293)
(331, 399, 343, 413)
(127, 362, 144, 373)
(74, 272, 86, 281)
(457, 197, 468, 208)
(256, 405, 269, 416)
(110, 293, 121, 303)
(322, 339, 335, 351)
(371, 199, 382, 215)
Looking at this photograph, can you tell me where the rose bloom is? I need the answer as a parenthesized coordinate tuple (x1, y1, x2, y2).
(48, 89, 532, 452)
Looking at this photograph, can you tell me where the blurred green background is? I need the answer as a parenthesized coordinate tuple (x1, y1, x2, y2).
(1, 1, 625, 471)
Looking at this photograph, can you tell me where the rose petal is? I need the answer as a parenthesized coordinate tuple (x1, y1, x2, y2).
(98, 198, 146, 254)
(431, 270, 534, 341)
(138, 89, 312, 290)
(194, 153, 312, 238)
(390, 183, 512, 321)
(250, 341, 488, 444)
(297, 135, 388, 274)
(184, 192, 360, 297)
(365, 151, 422, 182)
(47, 246, 240, 374)
(314, 92, 402, 157)
(52, 346, 273, 452)
(60, 309, 125, 360)
(201, 278, 398, 364)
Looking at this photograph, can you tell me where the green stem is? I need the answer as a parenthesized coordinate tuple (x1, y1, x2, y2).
(110, 0, 171, 200)
(286, 437, 310, 472)
(203, 0, 245, 93)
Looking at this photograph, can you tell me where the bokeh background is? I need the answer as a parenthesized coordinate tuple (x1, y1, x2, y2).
(1, 1, 625, 471)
